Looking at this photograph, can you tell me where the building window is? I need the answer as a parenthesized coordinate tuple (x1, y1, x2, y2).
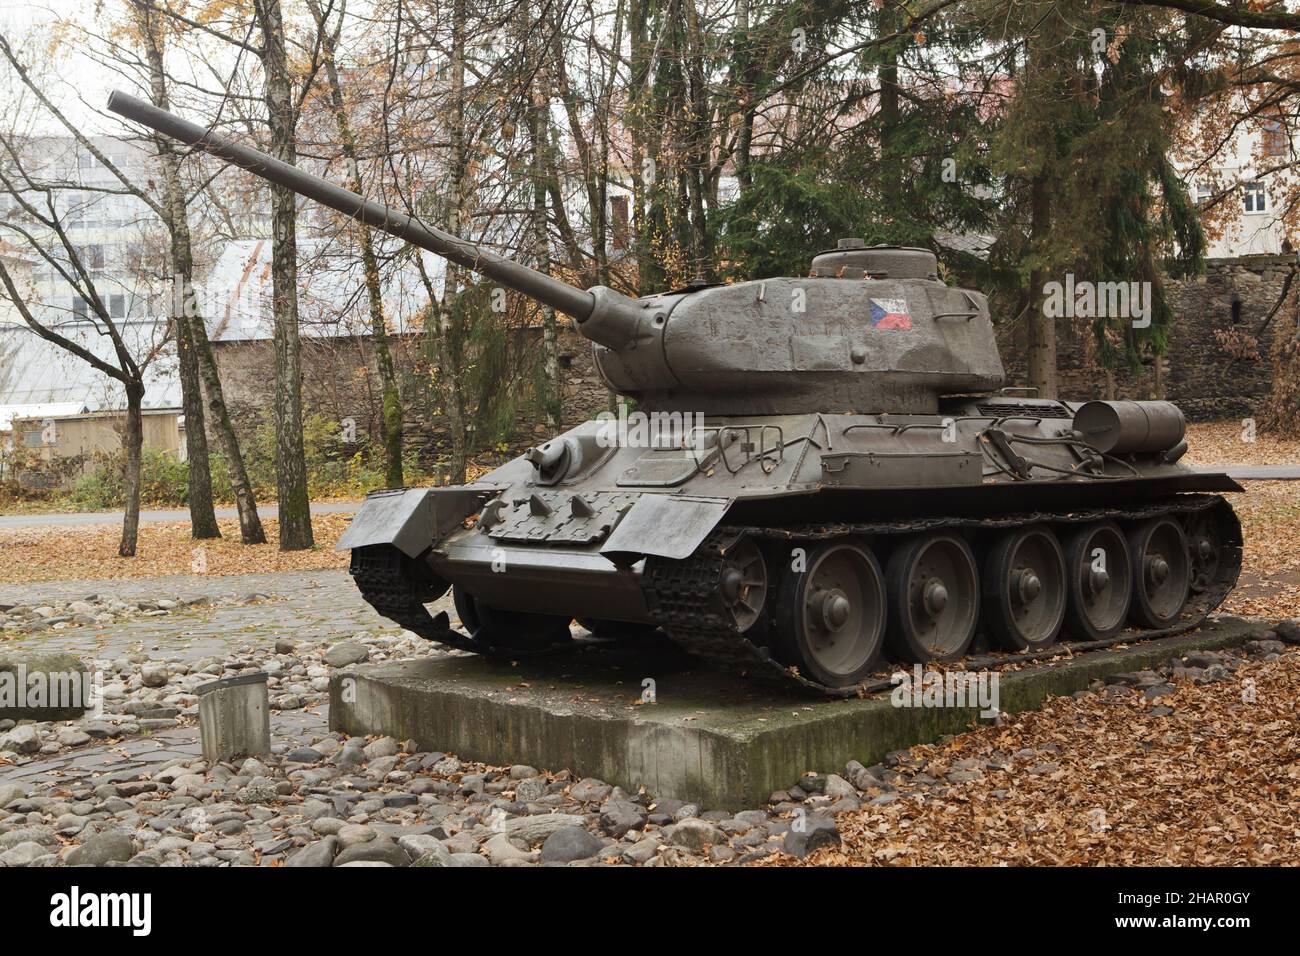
(79, 244, 105, 269)
(1243, 181, 1268, 213)
(1262, 120, 1288, 158)
(109, 293, 125, 318)
(72, 295, 88, 319)
(1195, 182, 1214, 205)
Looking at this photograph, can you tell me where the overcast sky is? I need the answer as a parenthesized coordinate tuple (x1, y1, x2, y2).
(1, 1, 124, 134)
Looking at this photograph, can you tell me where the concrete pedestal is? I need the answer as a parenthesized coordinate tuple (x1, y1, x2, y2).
(329, 618, 1262, 809)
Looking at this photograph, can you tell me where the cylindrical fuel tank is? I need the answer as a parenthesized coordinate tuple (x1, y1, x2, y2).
(1072, 400, 1186, 454)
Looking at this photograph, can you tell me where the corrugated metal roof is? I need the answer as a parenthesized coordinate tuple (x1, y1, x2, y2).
(0, 322, 181, 427)
(0, 401, 88, 431)
(0, 235, 438, 420)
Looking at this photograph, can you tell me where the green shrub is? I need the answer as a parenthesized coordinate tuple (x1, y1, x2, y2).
(68, 469, 120, 510)
(52, 414, 427, 512)
(69, 449, 190, 509)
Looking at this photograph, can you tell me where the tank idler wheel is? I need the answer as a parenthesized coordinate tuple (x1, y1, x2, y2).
(1183, 511, 1222, 594)
(982, 524, 1066, 651)
(717, 536, 768, 633)
(886, 532, 980, 662)
(1126, 517, 1191, 628)
(1061, 521, 1132, 641)
(773, 539, 886, 687)
(452, 586, 573, 655)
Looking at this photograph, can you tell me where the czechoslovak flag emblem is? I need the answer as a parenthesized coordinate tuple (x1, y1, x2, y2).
(869, 297, 912, 329)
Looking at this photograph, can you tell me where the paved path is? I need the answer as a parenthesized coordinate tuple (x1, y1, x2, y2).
(0, 500, 361, 529)
(1195, 464, 1300, 480)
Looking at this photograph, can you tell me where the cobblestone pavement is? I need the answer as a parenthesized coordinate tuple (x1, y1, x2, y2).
(0, 569, 454, 664)
(0, 569, 454, 785)
(2, 569, 1296, 868)
(2, 710, 326, 790)
(0, 569, 418, 783)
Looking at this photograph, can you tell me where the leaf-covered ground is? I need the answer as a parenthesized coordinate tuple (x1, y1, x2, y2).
(0, 514, 351, 583)
(767, 649, 1300, 866)
(1221, 482, 1300, 620)
(1183, 421, 1300, 466)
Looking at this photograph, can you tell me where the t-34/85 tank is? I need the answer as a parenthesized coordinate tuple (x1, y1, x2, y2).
(111, 91, 1243, 695)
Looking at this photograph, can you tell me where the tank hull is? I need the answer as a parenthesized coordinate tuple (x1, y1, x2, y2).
(340, 399, 1243, 694)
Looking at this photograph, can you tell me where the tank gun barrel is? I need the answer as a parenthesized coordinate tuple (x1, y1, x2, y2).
(106, 90, 644, 347)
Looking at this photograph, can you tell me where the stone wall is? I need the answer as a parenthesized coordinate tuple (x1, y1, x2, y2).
(210, 325, 611, 459)
(998, 255, 1284, 421)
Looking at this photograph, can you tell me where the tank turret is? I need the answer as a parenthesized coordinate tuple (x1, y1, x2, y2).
(108, 92, 1002, 415)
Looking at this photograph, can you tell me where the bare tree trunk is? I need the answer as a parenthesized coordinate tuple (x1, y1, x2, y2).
(119, 382, 145, 557)
(127, 1, 265, 543)
(194, 326, 268, 543)
(257, 0, 313, 549)
(526, 13, 561, 430)
(733, 0, 753, 189)
(174, 310, 219, 537)
(628, 0, 659, 293)
(311, 0, 403, 487)
(1026, 172, 1058, 398)
(878, 1, 904, 212)
(1268, 335, 1300, 433)
(679, 0, 712, 280)
(437, 0, 470, 484)
(135, 8, 217, 539)
(1263, 291, 1300, 432)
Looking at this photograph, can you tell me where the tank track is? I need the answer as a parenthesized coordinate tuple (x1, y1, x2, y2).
(350, 546, 571, 658)
(348, 546, 485, 654)
(642, 494, 1242, 698)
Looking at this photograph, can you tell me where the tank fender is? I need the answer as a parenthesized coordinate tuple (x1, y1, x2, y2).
(600, 494, 731, 567)
(336, 486, 501, 557)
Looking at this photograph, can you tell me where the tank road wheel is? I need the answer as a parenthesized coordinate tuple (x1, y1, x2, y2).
(1183, 511, 1222, 594)
(1126, 517, 1191, 628)
(452, 586, 572, 655)
(717, 536, 768, 632)
(886, 533, 980, 662)
(1061, 521, 1132, 642)
(773, 540, 886, 687)
(982, 524, 1067, 651)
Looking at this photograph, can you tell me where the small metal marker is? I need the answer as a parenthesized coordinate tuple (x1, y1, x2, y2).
(197, 672, 270, 765)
